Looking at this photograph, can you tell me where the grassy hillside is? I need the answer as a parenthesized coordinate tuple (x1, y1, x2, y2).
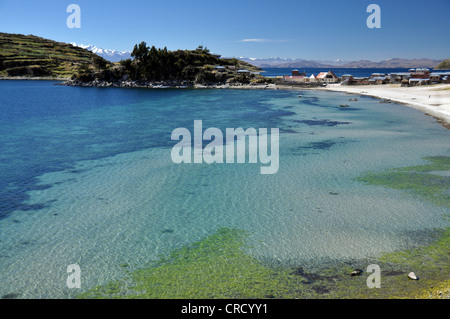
(435, 58, 450, 70)
(0, 33, 109, 78)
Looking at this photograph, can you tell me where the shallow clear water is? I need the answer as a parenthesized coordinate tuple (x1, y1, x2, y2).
(0, 81, 449, 298)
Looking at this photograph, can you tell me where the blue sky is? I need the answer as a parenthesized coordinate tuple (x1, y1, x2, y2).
(0, 0, 449, 61)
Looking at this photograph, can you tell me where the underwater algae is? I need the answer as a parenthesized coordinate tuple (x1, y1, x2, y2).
(357, 156, 450, 208)
(348, 156, 450, 298)
(78, 157, 450, 299)
(78, 228, 315, 299)
(77, 225, 449, 299)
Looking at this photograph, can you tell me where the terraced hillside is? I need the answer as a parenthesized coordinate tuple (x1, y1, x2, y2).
(0, 33, 109, 78)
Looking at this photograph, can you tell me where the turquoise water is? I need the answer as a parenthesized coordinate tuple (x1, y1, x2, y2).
(0, 80, 449, 298)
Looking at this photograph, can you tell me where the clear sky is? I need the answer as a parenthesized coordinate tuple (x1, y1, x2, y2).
(0, 0, 449, 61)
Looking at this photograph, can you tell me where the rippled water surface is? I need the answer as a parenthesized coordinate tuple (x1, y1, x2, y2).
(0, 81, 448, 298)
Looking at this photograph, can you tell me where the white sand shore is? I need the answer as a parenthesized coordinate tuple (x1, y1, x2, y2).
(318, 83, 450, 128)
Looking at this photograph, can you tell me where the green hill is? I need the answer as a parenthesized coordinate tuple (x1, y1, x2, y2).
(435, 59, 450, 70)
(0, 33, 109, 78)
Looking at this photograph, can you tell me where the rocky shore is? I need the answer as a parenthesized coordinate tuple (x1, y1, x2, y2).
(57, 78, 280, 90)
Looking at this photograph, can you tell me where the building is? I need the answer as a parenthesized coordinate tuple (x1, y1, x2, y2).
(369, 76, 388, 85)
(370, 73, 386, 79)
(340, 74, 353, 85)
(431, 72, 450, 84)
(409, 78, 430, 86)
(430, 73, 441, 84)
(352, 77, 370, 85)
(390, 72, 410, 84)
(316, 71, 338, 83)
(409, 68, 430, 79)
(341, 67, 450, 86)
(282, 75, 305, 82)
(307, 74, 317, 82)
(291, 69, 306, 76)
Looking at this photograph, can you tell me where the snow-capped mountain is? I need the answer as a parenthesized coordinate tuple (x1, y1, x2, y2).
(70, 43, 132, 62)
(238, 57, 327, 68)
(238, 56, 441, 69)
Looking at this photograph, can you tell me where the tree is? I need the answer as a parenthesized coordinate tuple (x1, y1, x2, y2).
(196, 45, 210, 54)
(92, 55, 108, 70)
(131, 41, 149, 61)
(75, 63, 94, 81)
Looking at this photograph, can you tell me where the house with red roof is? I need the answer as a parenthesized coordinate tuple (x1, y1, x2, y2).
(316, 71, 338, 83)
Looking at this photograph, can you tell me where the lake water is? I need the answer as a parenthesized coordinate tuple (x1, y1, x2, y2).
(0, 80, 449, 298)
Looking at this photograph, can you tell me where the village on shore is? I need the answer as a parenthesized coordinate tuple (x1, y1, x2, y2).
(278, 68, 450, 86)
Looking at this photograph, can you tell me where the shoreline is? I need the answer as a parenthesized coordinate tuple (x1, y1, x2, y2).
(313, 83, 450, 129)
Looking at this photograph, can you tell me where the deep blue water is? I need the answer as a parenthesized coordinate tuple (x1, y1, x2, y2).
(0, 80, 294, 219)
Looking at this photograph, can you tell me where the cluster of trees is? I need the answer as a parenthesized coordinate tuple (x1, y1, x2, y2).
(119, 42, 227, 82)
(71, 41, 264, 85)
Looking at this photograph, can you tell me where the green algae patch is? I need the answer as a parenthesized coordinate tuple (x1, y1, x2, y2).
(346, 156, 450, 298)
(78, 156, 450, 299)
(357, 156, 450, 208)
(375, 227, 450, 298)
(77, 226, 449, 299)
(326, 227, 450, 299)
(77, 228, 312, 299)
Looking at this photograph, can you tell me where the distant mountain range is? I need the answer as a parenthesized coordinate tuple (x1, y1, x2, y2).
(238, 57, 444, 69)
(68, 43, 445, 69)
(70, 42, 445, 68)
(70, 43, 132, 62)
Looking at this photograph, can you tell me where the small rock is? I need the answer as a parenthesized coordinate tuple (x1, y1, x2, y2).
(407, 272, 418, 280)
(350, 269, 363, 276)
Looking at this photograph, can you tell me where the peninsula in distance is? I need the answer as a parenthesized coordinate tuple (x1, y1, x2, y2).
(1, 32, 449, 87)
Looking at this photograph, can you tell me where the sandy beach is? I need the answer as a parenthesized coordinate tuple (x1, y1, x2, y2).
(318, 83, 450, 128)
